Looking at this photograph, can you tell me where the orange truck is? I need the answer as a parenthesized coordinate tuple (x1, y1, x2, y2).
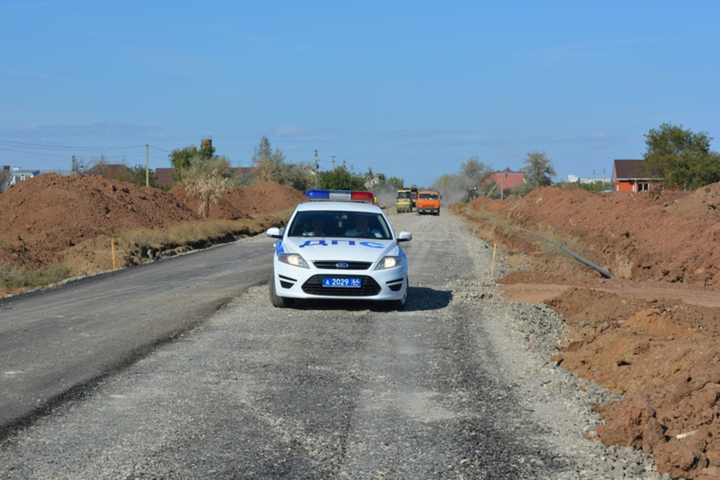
(416, 190, 441, 215)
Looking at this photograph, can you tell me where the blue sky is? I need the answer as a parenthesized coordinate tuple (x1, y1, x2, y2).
(2, 1, 718, 188)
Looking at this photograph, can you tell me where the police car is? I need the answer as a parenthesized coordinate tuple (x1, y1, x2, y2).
(266, 190, 412, 309)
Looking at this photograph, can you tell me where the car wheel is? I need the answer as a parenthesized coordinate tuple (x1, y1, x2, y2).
(269, 273, 294, 308)
(387, 277, 408, 311)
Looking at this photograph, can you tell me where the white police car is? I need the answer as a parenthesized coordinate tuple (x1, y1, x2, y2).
(266, 190, 412, 309)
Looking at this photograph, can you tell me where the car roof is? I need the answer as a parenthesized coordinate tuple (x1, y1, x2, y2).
(294, 201, 383, 214)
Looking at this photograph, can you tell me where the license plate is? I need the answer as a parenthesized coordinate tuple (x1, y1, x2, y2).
(322, 277, 362, 288)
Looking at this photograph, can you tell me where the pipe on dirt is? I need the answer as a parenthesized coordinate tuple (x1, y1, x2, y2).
(520, 228, 615, 279)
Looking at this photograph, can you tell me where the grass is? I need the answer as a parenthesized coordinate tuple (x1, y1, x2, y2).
(0, 208, 296, 298)
(118, 209, 292, 249)
(0, 262, 70, 290)
(453, 201, 601, 264)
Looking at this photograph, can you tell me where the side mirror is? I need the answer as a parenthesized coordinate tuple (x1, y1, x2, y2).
(397, 231, 412, 242)
(266, 227, 282, 239)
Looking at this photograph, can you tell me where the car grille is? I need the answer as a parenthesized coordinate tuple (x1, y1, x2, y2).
(301, 275, 381, 296)
(312, 261, 372, 270)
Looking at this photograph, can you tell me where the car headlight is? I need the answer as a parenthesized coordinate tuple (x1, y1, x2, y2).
(278, 253, 309, 268)
(376, 256, 404, 270)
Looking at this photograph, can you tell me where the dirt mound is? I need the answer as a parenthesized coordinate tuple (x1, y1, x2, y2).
(457, 184, 720, 478)
(0, 175, 304, 273)
(473, 185, 720, 288)
(549, 289, 720, 479)
(169, 181, 306, 219)
(0, 174, 200, 269)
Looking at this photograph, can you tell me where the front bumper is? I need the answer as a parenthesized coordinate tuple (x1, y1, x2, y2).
(273, 261, 408, 301)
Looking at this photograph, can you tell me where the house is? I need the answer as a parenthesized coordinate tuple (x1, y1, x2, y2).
(154, 168, 176, 188)
(3, 166, 41, 185)
(486, 168, 525, 190)
(611, 159, 662, 192)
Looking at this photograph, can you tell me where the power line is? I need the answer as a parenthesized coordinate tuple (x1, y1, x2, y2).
(0, 140, 146, 150)
(0, 147, 70, 157)
(148, 145, 172, 153)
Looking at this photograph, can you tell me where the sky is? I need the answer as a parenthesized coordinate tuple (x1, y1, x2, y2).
(1, 0, 719, 188)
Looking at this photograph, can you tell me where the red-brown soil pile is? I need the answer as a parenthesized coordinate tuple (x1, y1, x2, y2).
(477, 185, 720, 288)
(170, 181, 306, 219)
(0, 174, 304, 272)
(0, 174, 200, 269)
(547, 289, 720, 479)
(456, 184, 720, 479)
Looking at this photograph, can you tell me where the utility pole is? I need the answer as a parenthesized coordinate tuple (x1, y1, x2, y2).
(314, 149, 319, 188)
(332, 155, 336, 171)
(500, 172, 504, 201)
(145, 143, 149, 187)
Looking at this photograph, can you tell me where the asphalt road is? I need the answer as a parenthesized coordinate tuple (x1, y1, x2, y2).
(0, 237, 273, 436)
(0, 211, 639, 479)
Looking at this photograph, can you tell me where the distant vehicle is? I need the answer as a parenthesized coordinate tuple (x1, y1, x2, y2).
(416, 190, 441, 215)
(410, 187, 418, 210)
(266, 189, 413, 310)
(396, 188, 414, 213)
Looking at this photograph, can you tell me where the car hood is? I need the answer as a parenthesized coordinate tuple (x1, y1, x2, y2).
(281, 236, 401, 262)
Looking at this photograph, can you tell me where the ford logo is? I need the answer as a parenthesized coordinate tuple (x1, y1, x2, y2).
(336, 262, 349, 269)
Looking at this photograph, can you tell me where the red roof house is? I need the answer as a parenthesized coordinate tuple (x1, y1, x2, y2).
(154, 168, 176, 188)
(487, 168, 526, 190)
(611, 160, 662, 192)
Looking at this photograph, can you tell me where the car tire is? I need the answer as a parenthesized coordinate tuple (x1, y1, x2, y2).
(269, 273, 294, 308)
(387, 277, 409, 311)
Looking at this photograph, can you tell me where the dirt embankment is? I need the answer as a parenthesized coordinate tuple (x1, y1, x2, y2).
(0, 174, 305, 281)
(455, 185, 720, 479)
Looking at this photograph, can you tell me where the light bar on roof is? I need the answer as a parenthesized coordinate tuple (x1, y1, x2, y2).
(306, 190, 375, 202)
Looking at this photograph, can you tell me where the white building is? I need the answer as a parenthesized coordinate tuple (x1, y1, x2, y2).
(2, 166, 41, 186)
(568, 174, 609, 184)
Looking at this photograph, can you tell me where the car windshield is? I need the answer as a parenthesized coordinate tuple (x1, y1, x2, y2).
(397, 191, 412, 199)
(419, 193, 438, 200)
(288, 210, 392, 240)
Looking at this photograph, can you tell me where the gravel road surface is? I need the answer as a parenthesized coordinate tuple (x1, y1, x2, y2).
(0, 212, 663, 479)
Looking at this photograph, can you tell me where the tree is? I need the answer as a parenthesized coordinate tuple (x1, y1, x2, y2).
(460, 157, 492, 184)
(251, 137, 286, 183)
(183, 157, 232, 218)
(318, 164, 365, 190)
(130, 165, 158, 188)
(459, 157, 494, 200)
(522, 151, 556, 189)
(169, 142, 216, 184)
(249, 137, 315, 191)
(641, 123, 720, 190)
(386, 177, 404, 190)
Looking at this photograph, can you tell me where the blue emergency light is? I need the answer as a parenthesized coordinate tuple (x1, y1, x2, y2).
(306, 190, 375, 202)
